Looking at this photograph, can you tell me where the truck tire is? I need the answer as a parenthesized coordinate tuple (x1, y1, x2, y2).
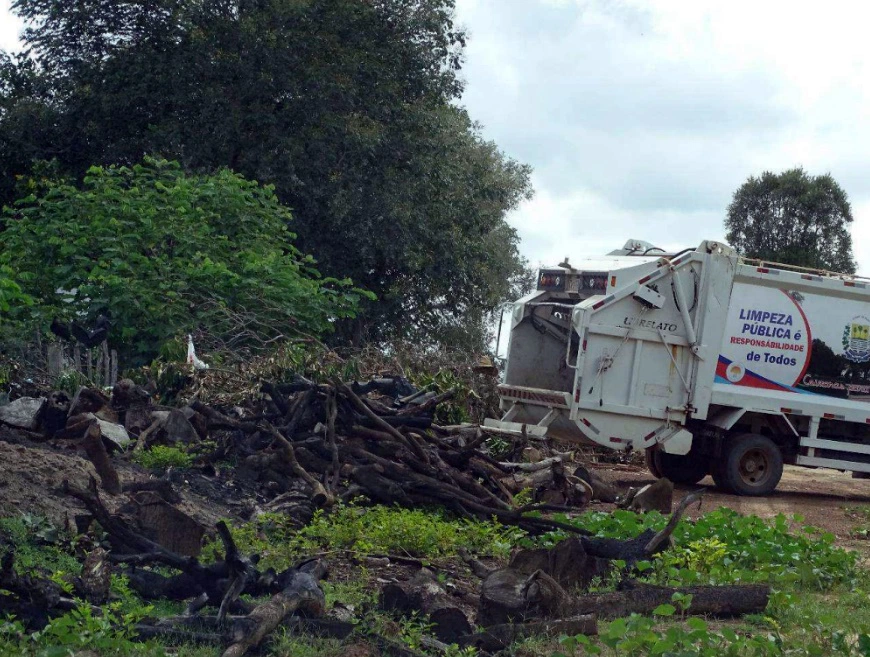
(721, 434, 783, 496)
(651, 450, 708, 485)
(710, 460, 731, 492)
(644, 448, 662, 478)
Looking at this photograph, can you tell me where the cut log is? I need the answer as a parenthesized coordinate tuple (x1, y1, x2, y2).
(476, 492, 705, 625)
(459, 615, 597, 652)
(111, 378, 151, 411)
(379, 570, 473, 643)
(395, 389, 456, 417)
(0, 552, 90, 630)
(81, 420, 121, 495)
(573, 581, 770, 618)
(260, 382, 291, 417)
(78, 548, 112, 604)
(500, 453, 572, 473)
(125, 570, 203, 601)
(69, 386, 112, 419)
(325, 391, 340, 490)
(122, 478, 182, 504)
(478, 568, 572, 627)
(221, 560, 327, 657)
(190, 400, 258, 433)
(264, 422, 334, 507)
(574, 465, 620, 503)
(128, 491, 205, 557)
(37, 391, 70, 436)
(339, 382, 428, 463)
(215, 520, 258, 623)
(499, 465, 557, 493)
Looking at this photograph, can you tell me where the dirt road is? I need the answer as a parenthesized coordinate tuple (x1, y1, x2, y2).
(595, 463, 870, 546)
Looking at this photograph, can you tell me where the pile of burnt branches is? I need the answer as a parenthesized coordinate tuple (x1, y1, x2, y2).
(183, 375, 596, 536)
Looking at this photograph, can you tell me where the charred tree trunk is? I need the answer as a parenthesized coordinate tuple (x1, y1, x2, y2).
(221, 560, 327, 657)
(573, 581, 771, 618)
(379, 570, 473, 643)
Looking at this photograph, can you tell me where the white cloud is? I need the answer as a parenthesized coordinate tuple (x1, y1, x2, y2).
(0, 1, 23, 53)
(508, 174, 721, 270)
(456, 0, 870, 274)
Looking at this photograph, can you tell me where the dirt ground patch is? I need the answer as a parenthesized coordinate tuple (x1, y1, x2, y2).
(593, 462, 870, 547)
(0, 426, 249, 531)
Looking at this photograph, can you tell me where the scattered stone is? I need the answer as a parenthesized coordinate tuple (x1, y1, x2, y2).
(0, 397, 46, 430)
(522, 446, 543, 463)
(164, 409, 199, 444)
(96, 419, 131, 450)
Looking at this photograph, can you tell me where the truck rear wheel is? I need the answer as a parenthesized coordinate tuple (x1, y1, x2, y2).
(721, 434, 783, 496)
(710, 460, 731, 492)
(644, 448, 662, 478)
(650, 450, 708, 485)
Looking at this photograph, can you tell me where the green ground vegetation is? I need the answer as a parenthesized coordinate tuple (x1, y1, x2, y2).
(2, 503, 870, 656)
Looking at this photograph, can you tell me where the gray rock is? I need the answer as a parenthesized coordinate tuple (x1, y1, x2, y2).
(96, 419, 131, 450)
(164, 409, 199, 444)
(0, 397, 46, 430)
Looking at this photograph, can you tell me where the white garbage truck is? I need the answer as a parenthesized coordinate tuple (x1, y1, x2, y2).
(487, 239, 870, 495)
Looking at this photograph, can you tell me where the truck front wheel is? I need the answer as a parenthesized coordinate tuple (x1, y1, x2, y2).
(650, 449, 708, 485)
(721, 434, 783, 496)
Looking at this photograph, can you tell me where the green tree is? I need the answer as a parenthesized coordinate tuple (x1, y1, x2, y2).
(725, 168, 856, 273)
(0, 158, 367, 363)
(0, 265, 31, 313)
(1, 0, 532, 349)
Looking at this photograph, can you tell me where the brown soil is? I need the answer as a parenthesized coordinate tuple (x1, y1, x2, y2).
(592, 462, 870, 547)
(0, 426, 249, 531)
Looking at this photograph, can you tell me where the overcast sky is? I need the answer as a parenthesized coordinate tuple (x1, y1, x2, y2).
(3, 1, 870, 273)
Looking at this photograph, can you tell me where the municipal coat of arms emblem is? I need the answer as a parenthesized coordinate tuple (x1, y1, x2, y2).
(843, 316, 870, 363)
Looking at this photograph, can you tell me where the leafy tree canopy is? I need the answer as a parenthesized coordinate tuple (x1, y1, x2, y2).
(0, 158, 368, 363)
(1, 0, 532, 349)
(725, 168, 856, 274)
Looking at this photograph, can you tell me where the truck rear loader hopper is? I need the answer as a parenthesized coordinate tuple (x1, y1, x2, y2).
(487, 239, 870, 495)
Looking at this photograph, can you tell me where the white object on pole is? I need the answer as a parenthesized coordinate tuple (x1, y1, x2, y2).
(187, 334, 210, 370)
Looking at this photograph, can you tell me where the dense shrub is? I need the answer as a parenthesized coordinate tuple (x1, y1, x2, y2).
(0, 158, 371, 364)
